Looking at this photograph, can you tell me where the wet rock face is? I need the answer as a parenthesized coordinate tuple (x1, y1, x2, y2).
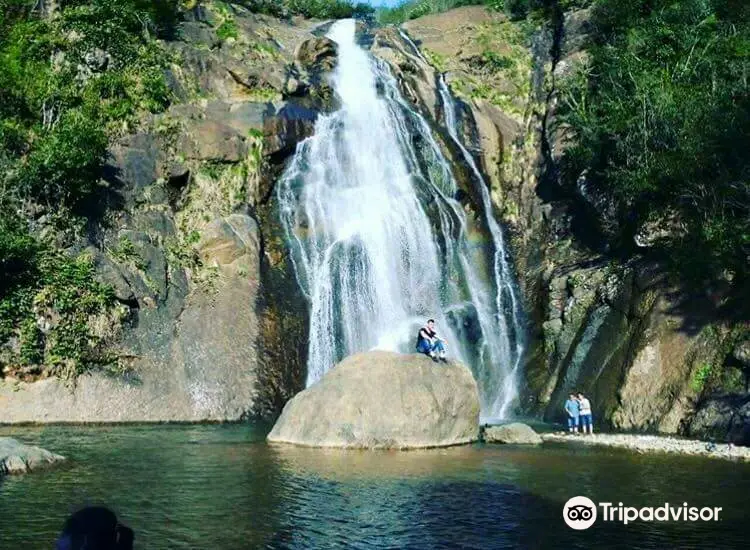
(0, 7, 338, 423)
(263, 102, 319, 161)
(268, 352, 480, 449)
(295, 37, 338, 73)
(370, 28, 441, 122)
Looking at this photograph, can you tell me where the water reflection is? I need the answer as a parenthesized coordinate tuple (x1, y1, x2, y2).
(0, 425, 748, 549)
(269, 443, 492, 480)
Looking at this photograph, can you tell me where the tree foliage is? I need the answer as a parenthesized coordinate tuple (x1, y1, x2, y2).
(559, 0, 750, 285)
(0, 1, 178, 377)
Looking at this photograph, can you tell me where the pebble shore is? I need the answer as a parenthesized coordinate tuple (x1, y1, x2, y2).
(541, 432, 750, 462)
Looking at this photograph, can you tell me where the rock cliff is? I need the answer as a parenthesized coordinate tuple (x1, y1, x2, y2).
(0, 4, 337, 422)
(373, 6, 749, 443)
(2, 4, 746, 442)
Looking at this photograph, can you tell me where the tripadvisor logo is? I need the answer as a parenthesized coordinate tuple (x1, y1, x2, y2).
(563, 497, 723, 530)
(563, 496, 597, 530)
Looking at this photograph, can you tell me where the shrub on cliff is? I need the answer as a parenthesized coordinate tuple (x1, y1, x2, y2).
(0, 0, 177, 379)
(0, 0, 175, 207)
(558, 0, 750, 287)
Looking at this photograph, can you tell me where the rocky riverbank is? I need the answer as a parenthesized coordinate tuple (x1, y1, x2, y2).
(542, 433, 750, 462)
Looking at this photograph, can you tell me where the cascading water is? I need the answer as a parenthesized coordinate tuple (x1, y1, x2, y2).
(437, 75, 526, 418)
(278, 20, 524, 419)
(398, 29, 526, 419)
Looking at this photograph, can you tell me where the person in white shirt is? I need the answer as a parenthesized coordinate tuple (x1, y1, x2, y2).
(576, 393, 593, 434)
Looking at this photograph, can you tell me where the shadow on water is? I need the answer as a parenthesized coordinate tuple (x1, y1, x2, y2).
(1, 425, 748, 549)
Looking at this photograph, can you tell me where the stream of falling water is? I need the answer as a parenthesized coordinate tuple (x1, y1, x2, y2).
(278, 20, 525, 419)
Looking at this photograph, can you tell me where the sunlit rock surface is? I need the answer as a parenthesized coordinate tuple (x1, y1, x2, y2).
(268, 351, 480, 449)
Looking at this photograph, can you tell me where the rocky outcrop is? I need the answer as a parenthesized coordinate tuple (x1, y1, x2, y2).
(506, 8, 749, 442)
(688, 395, 750, 445)
(0, 438, 65, 475)
(0, 213, 261, 422)
(483, 423, 542, 445)
(268, 351, 480, 449)
(0, 4, 334, 423)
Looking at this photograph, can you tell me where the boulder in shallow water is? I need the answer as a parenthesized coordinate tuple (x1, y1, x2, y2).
(268, 351, 480, 449)
(0, 438, 65, 475)
(483, 423, 542, 445)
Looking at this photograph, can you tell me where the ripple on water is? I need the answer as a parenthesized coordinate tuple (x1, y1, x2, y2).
(1, 425, 749, 549)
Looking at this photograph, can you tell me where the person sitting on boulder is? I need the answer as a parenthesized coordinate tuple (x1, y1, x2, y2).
(416, 319, 447, 363)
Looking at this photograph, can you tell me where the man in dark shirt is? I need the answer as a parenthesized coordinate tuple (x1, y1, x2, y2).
(416, 319, 447, 362)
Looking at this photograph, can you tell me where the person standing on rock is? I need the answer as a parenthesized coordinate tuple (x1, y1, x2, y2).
(577, 393, 594, 434)
(564, 393, 580, 434)
(416, 319, 447, 363)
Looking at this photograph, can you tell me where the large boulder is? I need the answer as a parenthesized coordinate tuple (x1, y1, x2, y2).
(483, 423, 543, 445)
(179, 120, 248, 162)
(268, 351, 480, 449)
(0, 438, 65, 475)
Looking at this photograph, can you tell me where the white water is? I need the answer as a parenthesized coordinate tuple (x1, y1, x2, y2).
(436, 77, 526, 418)
(278, 20, 524, 418)
(398, 29, 526, 418)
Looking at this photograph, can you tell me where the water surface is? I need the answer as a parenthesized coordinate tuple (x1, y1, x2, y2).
(1, 425, 748, 549)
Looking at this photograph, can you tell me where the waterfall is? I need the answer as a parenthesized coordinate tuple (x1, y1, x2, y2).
(278, 20, 524, 420)
(436, 75, 526, 418)
(399, 28, 526, 419)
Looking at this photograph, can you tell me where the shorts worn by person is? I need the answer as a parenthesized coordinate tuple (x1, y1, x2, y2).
(577, 393, 594, 434)
(564, 393, 580, 433)
(416, 319, 447, 363)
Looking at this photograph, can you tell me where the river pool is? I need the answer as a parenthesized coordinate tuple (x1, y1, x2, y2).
(1, 424, 748, 549)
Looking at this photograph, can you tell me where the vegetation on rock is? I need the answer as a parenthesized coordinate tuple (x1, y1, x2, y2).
(377, 1, 496, 24)
(375, 0, 562, 25)
(448, 14, 532, 117)
(0, 0, 178, 379)
(226, 0, 374, 19)
(558, 0, 750, 288)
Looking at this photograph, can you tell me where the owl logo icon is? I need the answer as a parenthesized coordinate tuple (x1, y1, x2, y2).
(563, 496, 597, 530)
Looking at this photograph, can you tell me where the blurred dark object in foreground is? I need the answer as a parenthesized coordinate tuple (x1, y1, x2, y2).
(56, 507, 134, 550)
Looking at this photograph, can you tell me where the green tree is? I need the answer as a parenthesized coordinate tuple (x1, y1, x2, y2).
(559, 0, 750, 285)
